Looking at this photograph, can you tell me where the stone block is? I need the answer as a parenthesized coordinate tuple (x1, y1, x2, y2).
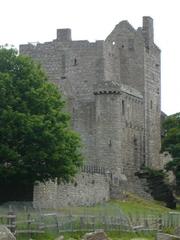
(0, 225, 16, 240)
(83, 230, 109, 240)
(156, 233, 180, 240)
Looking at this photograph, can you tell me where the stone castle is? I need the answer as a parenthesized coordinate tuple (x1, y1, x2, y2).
(20, 16, 162, 208)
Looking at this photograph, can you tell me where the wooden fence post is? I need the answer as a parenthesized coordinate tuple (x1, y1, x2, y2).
(54, 214, 59, 232)
(7, 207, 16, 234)
(27, 213, 32, 238)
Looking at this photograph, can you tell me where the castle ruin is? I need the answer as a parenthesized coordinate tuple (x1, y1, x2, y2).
(20, 16, 162, 208)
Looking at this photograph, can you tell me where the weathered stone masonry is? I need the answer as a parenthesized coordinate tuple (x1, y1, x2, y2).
(33, 171, 110, 209)
(20, 16, 161, 208)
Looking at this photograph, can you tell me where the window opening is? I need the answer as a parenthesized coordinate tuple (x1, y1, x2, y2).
(122, 100, 125, 115)
(73, 58, 77, 66)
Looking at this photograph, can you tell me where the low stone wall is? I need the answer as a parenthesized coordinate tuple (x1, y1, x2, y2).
(156, 233, 180, 240)
(33, 172, 110, 209)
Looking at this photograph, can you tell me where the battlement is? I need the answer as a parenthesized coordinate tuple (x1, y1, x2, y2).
(94, 81, 121, 95)
(93, 82, 143, 100)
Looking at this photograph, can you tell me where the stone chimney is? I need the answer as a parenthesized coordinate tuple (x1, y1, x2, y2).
(142, 16, 154, 48)
(57, 29, 72, 41)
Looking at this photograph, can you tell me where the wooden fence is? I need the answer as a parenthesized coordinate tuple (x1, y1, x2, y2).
(0, 208, 180, 237)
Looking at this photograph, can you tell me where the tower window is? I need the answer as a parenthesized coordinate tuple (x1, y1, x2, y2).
(73, 58, 77, 66)
(128, 39, 134, 50)
(150, 100, 153, 109)
(122, 100, 125, 115)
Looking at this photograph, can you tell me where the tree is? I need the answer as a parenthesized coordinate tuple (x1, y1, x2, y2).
(136, 168, 176, 209)
(161, 112, 180, 194)
(0, 48, 83, 192)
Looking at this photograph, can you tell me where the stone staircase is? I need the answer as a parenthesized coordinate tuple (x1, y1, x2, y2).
(110, 175, 152, 201)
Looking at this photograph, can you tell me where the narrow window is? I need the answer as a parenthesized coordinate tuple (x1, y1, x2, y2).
(122, 100, 125, 115)
(128, 39, 134, 50)
(150, 100, 153, 109)
(73, 58, 77, 66)
(61, 54, 66, 79)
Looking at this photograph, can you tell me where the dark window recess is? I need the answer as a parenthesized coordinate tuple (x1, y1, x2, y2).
(150, 100, 153, 109)
(92, 180, 95, 184)
(61, 54, 66, 75)
(128, 39, 134, 50)
(134, 137, 137, 146)
(146, 47, 150, 53)
(73, 58, 77, 66)
(122, 100, 125, 115)
(61, 76, 66, 79)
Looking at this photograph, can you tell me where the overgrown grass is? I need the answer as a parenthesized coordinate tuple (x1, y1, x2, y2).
(110, 193, 170, 215)
(108, 231, 155, 240)
(17, 230, 156, 240)
(2, 195, 179, 240)
(59, 192, 170, 217)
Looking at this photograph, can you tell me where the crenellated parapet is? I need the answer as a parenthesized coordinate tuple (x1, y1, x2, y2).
(94, 81, 121, 95)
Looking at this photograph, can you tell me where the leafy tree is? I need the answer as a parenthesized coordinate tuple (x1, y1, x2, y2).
(162, 112, 180, 193)
(0, 48, 83, 189)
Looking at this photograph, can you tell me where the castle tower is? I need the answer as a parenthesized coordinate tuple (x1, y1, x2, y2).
(94, 81, 124, 176)
(143, 17, 161, 168)
(19, 15, 162, 182)
(19, 16, 163, 208)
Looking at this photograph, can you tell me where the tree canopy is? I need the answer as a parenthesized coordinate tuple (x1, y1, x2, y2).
(0, 48, 83, 186)
(161, 112, 180, 193)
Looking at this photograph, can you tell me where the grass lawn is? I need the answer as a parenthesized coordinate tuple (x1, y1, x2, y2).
(59, 192, 170, 217)
(110, 193, 170, 214)
(3, 193, 180, 240)
(17, 231, 156, 240)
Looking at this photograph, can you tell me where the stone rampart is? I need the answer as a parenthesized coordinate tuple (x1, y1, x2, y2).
(33, 172, 110, 209)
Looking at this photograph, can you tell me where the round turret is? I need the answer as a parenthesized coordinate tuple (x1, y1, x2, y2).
(94, 81, 124, 176)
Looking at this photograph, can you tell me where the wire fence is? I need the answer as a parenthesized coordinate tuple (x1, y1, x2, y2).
(0, 202, 180, 238)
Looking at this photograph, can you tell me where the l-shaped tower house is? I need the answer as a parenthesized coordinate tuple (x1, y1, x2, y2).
(20, 16, 162, 207)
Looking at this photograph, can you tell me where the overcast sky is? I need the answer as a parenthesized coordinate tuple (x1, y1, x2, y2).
(0, 0, 179, 115)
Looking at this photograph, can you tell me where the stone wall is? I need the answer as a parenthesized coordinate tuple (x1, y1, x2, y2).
(33, 172, 110, 209)
(33, 167, 153, 208)
(20, 38, 104, 165)
(156, 233, 180, 240)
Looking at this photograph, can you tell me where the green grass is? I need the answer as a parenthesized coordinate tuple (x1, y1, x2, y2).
(109, 193, 170, 215)
(108, 231, 155, 240)
(3, 195, 179, 240)
(59, 192, 170, 217)
(17, 230, 156, 240)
